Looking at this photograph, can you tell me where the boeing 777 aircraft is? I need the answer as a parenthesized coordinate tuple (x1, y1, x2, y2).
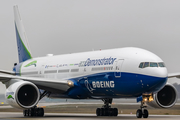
(0, 5, 180, 118)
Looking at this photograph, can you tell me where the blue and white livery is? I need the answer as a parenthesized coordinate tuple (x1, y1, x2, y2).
(0, 5, 180, 118)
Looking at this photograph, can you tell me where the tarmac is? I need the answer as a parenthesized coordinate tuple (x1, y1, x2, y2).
(0, 112, 180, 120)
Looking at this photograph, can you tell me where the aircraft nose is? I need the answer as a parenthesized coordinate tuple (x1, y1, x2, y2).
(148, 68, 168, 93)
(156, 68, 168, 78)
(149, 68, 168, 93)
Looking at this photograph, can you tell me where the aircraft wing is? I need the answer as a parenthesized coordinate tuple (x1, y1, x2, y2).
(0, 74, 73, 93)
(168, 73, 180, 78)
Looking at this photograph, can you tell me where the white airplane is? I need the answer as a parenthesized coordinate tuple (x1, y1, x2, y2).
(0, 5, 180, 118)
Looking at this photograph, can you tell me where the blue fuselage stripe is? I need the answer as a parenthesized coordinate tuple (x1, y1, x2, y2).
(67, 72, 167, 99)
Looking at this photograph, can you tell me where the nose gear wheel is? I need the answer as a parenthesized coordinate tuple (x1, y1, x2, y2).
(136, 101, 149, 118)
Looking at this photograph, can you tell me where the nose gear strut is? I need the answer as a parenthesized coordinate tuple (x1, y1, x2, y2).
(136, 101, 149, 118)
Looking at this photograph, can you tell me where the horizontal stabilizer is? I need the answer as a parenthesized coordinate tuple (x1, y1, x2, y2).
(0, 70, 15, 75)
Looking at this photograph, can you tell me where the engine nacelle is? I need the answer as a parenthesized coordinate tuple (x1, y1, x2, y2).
(147, 83, 178, 108)
(5, 81, 40, 109)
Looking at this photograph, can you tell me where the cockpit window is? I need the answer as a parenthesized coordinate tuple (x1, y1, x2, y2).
(144, 62, 149, 68)
(139, 63, 144, 68)
(150, 62, 158, 67)
(139, 62, 165, 68)
(158, 62, 165, 67)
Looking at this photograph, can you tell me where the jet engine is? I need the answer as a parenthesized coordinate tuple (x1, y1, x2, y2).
(147, 83, 178, 108)
(5, 81, 40, 109)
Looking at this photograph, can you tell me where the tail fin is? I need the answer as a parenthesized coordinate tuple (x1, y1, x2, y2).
(13, 5, 32, 63)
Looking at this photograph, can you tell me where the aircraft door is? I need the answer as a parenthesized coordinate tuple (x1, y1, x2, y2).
(114, 59, 124, 77)
(39, 61, 46, 76)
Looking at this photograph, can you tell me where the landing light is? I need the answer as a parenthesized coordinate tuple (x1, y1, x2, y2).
(68, 81, 74, 87)
(142, 95, 154, 102)
(149, 96, 154, 102)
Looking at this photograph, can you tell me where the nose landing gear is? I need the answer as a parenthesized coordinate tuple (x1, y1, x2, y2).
(136, 101, 149, 118)
(96, 98, 118, 116)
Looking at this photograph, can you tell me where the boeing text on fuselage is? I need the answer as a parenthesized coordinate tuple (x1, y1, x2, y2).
(92, 81, 114, 88)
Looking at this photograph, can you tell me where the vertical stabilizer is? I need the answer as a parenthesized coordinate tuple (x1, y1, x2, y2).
(14, 5, 32, 63)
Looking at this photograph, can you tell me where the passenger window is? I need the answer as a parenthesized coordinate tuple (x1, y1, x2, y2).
(139, 63, 144, 68)
(150, 63, 158, 67)
(144, 62, 149, 68)
(158, 62, 165, 67)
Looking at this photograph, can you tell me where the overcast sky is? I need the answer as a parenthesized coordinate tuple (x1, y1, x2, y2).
(0, 0, 180, 93)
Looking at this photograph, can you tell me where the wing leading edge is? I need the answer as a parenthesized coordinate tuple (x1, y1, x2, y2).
(168, 73, 180, 78)
(0, 74, 73, 93)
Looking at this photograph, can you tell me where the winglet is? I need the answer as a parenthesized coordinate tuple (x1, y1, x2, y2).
(14, 5, 32, 63)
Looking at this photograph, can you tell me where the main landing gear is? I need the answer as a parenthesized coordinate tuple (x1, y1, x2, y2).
(23, 90, 50, 117)
(136, 101, 149, 118)
(23, 107, 44, 117)
(96, 98, 118, 116)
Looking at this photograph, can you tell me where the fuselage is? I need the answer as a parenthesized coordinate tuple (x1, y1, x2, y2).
(13, 47, 168, 99)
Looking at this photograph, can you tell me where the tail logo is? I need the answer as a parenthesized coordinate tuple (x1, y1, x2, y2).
(24, 60, 37, 67)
